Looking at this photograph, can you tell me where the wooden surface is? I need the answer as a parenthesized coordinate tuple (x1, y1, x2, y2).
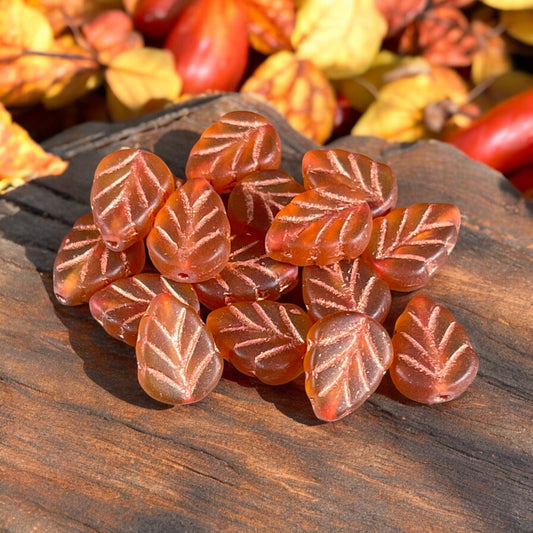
(1, 93, 532, 533)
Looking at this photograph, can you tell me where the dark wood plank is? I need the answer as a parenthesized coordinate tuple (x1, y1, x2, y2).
(1, 93, 532, 533)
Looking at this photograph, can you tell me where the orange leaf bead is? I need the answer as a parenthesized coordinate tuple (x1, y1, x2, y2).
(53, 213, 145, 306)
(390, 294, 479, 404)
(147, 178, 231, 283)
(363, 202, 461, 291)
(265, 182, 372, 266)
(90, 148, 175, 252)
(185, 110, 282, 193)
(136, 293, 223, 405)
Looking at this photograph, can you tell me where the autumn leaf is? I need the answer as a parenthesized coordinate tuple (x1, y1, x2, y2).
(0, 2, 101, 108)
(302, 257, 392, 323)
(146, 178, 231, 283)
(53, 213, 146, 305)
(242, 0, 295, 54)
(291, 0, 387, 79)
(265, 182, 372, 266)
(42, 34, 103, 109)
(241, 50, 337, 143)
(82, 9, 144, 65)
(194, 233, 299, 309)
(398, 5, 480, 67)
(352, 64, 469, 141)
(501, 8, 533, 45)
(90, 148, 175, 251)
(470, 20, 512, 85)
(89, 273, 200, 346)
(0, 101, 68, 192)
(186, 110, 282, 193)
(363, 202, 461, 292)
(375, 0, 426, 37)
(105, 47, 182, 120)
(0, 0, 54, 52)
(334, 51, 412, 113)
(301, 148, 398, 216)
(227, 169, 304, 236)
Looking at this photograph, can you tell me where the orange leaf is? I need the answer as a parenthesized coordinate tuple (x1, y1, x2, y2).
(82, 9, 144, 65)
(241, 50, 337, 144)
(363, 202, 461, 292)
(241, 0, 295, 54)
(0, 101, 68, 192)
(291, 0, 387, 79)
(398, 6, 480, 67)
(390, 294, 479, 405)
(186, 110, 282, 193)
(206, 300, 312, 385)
(375, 0, 426, 37)
(301, 148, 398, 216)
(0, 5, 100, 108)
(105, 47, 181, 120)
(352, 64, 469, 141)
(0, 0, 54, 51)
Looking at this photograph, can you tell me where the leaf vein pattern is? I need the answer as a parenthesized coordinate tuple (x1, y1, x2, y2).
(224, 305, 266, 333)
(190, 229, 227, 253)
(255, 343, 291, 362)
(154, 226, 179, 253)
(97, 150, 139, 176)
(184, 320, 205, 372)
(92, 171, 129, 202)
(278, 305, 305, 343)
(143, 339, 179, 373)
(308, 277, 348, 301)
(55, 247, 95, 272)
(61, 236, 99, 252)
(187, 349, 216, 396)
(253, 302, 288, 338)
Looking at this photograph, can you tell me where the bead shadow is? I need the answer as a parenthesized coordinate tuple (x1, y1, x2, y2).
(45, 272, 171, 410)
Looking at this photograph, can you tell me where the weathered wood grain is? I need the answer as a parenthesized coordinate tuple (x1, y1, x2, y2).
(1, 93, 532, 533)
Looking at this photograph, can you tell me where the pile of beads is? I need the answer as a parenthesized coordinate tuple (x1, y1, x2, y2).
(54, 111, 478, 422)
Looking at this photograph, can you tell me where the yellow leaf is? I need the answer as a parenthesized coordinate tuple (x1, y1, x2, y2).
(501, 9, 533, 45)
(352, 66, 469, 142)
(335, 52, 429, 113)
(0, 0, 54, 51)
(0, 10, 100, 107)
(42, 34, 103, 108)
(291, 0, 387, 79)
(480, 0, 533, 8)
(105, 47, 182, 120)
(0, 101, 67, 192)
(0, 0, 54, 58)
(241, 50, 337, 144)
(470, 21, 512, 85)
